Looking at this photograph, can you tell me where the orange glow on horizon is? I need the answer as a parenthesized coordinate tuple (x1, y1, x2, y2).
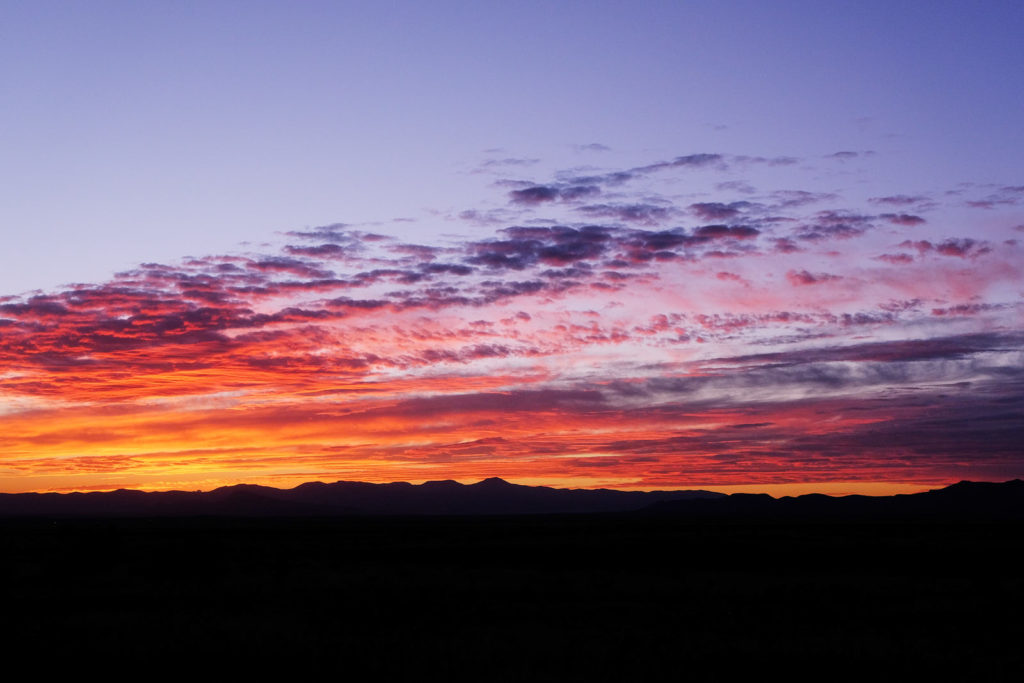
(2, 193, 1022, 493)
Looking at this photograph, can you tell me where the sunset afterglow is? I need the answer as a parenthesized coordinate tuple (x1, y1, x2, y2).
(3, 151, 1022, 493)
(2, 3, 1022, 494)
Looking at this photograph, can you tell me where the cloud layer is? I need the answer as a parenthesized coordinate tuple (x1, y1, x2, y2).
(2, 152, 1022, 493)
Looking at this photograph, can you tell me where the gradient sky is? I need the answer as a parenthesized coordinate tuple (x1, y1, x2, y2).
(2, 1, 1023, 494)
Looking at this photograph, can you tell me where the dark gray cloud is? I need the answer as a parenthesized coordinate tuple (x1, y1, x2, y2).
(713, 333, 1022, 367)
(689, 201, 753, 221)
(935, 238, 991, 258)
(507, 183, 601, 205)
(630, 153, 725, 175)
(577, 203, 673, 225)
(899, 239, 992, 258)
(557, 185, 601, 201)
(509, 185, 561, 204)
(794, 211, 874, 241)
(881, 213, 926, 226)
(284, 243, 349, 259)
(558, 153, 726, 189)
(693, 225, 760, 240)
(466, 225, 614, 271)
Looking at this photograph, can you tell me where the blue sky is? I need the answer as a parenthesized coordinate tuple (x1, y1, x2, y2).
(3, 1, 1021, 295)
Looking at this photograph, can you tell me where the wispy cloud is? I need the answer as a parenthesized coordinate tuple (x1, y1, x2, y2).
(2, 151, 1022, 493)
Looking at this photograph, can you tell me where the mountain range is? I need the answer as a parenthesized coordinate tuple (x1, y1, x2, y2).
(1, 477, 1023, 519)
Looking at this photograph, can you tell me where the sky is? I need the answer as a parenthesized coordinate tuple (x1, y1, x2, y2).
(1, 1, 1023, 495)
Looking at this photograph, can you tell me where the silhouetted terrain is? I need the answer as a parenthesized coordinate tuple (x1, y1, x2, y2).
(2, 480, 1022, 677)
(2, 515, 1021, 678)
(647, 478, 1024, 520)
(0, 476, 724, 517)
(2, 477, 1023, 520)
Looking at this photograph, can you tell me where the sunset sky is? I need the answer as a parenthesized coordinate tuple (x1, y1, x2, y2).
(2, 2, 1022, 495)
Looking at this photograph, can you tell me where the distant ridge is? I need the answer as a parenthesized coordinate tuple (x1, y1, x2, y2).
(0, 477, 722, 518)
(645, 479, 1024, 521)
(0, 478, 1021, 519)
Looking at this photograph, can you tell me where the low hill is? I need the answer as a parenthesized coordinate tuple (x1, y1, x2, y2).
(2, 478, 1021, 519)
(0, 477, 721, 517)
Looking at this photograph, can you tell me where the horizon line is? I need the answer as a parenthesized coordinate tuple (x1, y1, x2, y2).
(3, 476, 1006, 499)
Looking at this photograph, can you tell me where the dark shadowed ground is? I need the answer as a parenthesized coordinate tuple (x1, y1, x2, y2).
(2, 516, 1021, 679)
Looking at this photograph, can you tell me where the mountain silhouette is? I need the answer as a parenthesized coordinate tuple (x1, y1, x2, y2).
(0, 478, 1021, 519)
(646, 479, 1024, 520)
(0, 477, 719, 517)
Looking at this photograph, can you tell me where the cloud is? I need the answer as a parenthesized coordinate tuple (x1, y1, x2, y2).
(935, 238, 990, 258)
(787, 270, 842, 285)
(875, 253, 915, 265)
(966, 185, 1024, 209)
(0, 297, 72, 319)
(284, 243, 350, 259)
(285, 224, 353, 243)
(900, 239, 991, 258)
(689, 201, 752, 221)
(249, 257, 335, 279)
(931, 303, 1006, 317)
(715, 332, 1021, 366)
(577, 203, 673, 224)
(557, 184, 601, 201)
(559, 153, 726, 189)
(732, 155, 799, 166)
(715, 271, 747, 284)
(794, 211, 874, 241)
(367, 389, 607, 419)
(632, 153, 725, 175)
(869, 195, 930, 206)
(771, 238, 802, 253)
(770, 190, 839, 208)
(716, 180, 756, 194)
(509, 185, 561, 204)
(457, 209, 513, 226)
(507, 183, 601, 205)
(3, 148, 1023, 492)
(478, 157, 540, 168)
(466, 225, 614, 271)
(881, 213, 926, 226)
(692, 225, 760, 240)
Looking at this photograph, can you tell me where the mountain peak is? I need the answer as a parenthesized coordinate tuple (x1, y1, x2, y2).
(474, 477, 513, 487)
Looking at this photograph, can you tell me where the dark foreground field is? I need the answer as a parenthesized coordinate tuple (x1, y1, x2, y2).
(3, 516, 1021, 679)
